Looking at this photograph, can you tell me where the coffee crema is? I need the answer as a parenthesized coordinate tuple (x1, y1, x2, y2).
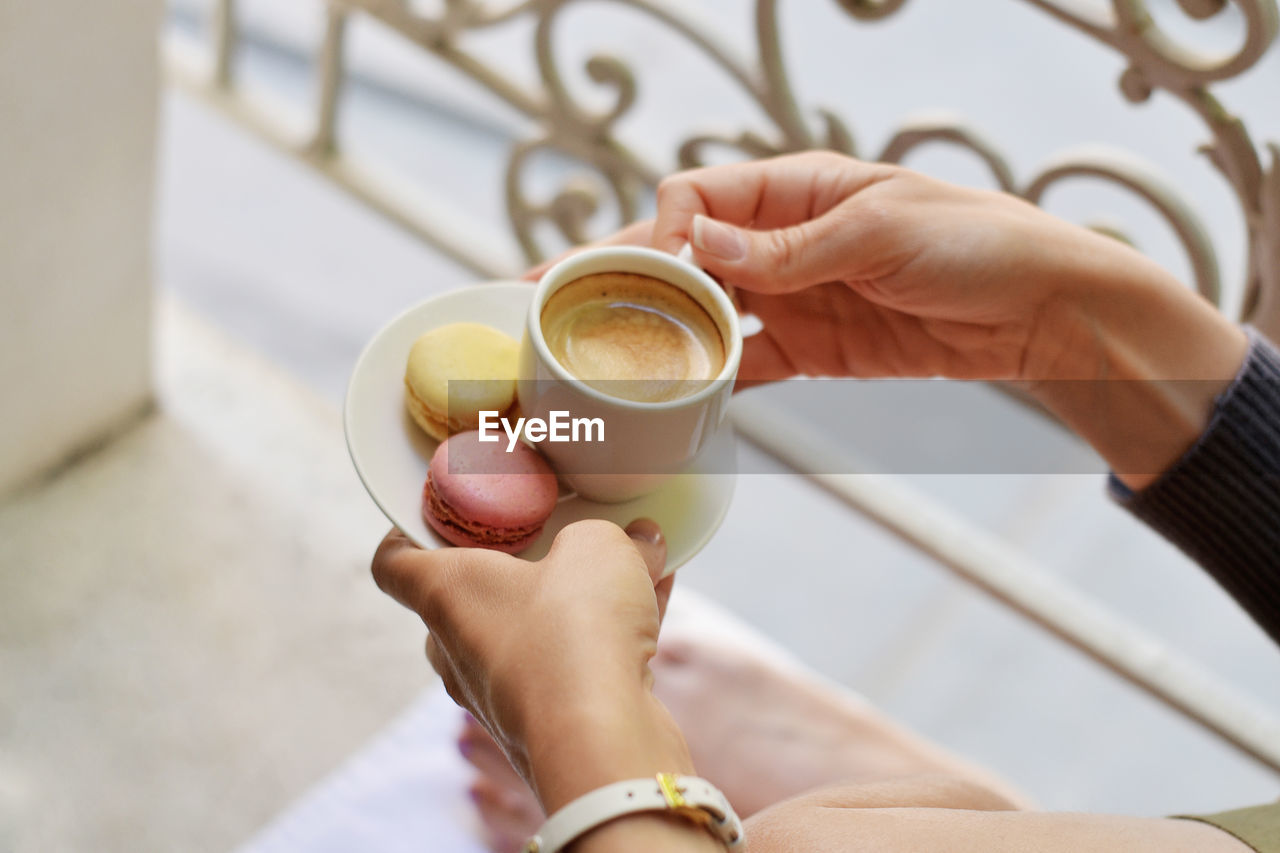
(540, 272, 726, 403)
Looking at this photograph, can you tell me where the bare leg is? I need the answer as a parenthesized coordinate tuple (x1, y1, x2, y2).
(748, 779, 1252, 853)
(650, 634, 1029, 815)
(458, 631, 1029, 851)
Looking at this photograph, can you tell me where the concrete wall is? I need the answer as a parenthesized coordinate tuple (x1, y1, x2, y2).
(0, 1, 162, 494)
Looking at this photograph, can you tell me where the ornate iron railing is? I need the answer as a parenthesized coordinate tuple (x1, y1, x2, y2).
(163, 0, 1280, 772)
(171, 0, 1280, 334)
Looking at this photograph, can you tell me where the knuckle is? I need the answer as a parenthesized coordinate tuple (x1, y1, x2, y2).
(567, 516, 619, 540)
(801, 149, 846, 169)
(768, 227, 802, 272)
(876, 160, 906, 179)
(547, 518, 627, 562)
(370, 552, 392, 593)
(655, 174, 684, 204)
(554, 517, 605, 547)
(370, 537, 406, 595)
(372, 541, 470, 624)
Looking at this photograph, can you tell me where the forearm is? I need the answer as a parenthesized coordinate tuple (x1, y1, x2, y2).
(1021, 249, 1248, 489)
(742, 799, 1247, 853)
(524, 688, 722, 853)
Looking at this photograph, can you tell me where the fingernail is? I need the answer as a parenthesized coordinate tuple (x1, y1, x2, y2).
(625, 518, 663, 546)
(692, 215, 746, 262)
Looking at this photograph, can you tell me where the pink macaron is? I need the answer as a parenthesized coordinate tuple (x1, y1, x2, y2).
(422, 430, 559, 554)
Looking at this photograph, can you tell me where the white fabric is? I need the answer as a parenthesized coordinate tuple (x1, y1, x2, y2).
(236, 687, 486, 853)
(237, 588, 793, 853)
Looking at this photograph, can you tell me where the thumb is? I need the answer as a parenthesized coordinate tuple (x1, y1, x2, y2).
(690, 213, 851, 294)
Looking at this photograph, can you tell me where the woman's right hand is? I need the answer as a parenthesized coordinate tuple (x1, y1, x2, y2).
(650, 151, 1247, 486)
(649, 151, 1200, 383)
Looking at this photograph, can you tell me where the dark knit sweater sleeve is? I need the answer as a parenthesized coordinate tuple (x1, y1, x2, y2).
(1109, 329, 1280, 646)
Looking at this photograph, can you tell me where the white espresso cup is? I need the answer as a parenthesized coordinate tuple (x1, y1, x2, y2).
(517, 246, 742, 503)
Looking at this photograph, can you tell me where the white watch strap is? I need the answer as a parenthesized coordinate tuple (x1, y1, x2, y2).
(524, 773, 743, 852)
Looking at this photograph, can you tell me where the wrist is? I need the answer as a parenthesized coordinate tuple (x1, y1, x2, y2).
(1021, 254, 1247, 488)
(522, 686, 695, 814)
(533, 775, 736, 853)
(499, 634, 658, 771)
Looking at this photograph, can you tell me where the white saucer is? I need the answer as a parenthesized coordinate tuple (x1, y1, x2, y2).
(343, 282, 736, 574)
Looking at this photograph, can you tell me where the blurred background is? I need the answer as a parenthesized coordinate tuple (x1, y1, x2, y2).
(3, 1, 1280, 850)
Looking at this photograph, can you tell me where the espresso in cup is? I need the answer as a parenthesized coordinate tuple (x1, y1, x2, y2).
(519, 246, 742, 503)
(539, 272, 726, 403)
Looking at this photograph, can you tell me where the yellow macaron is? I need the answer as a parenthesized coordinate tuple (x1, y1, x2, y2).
(404, 322, 519, 441)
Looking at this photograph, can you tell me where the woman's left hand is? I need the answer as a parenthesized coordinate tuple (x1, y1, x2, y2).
(371, 518, 693, 814)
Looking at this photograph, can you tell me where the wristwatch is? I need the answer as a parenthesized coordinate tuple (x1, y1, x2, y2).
(523, 773, 744, 852)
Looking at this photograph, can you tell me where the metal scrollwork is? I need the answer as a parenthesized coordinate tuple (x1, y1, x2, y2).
(328, 0, 1280, 333)
(1015, 0, 1278, 329)
(879, 118, 1019, 192)
(1023, 152, 1223, 305)
(834, 0, 911, 20)
(878, 121, 1223, 304)
(504, 138, 639, 261)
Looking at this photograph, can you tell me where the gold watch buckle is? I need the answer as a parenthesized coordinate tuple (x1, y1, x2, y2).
(656, 773, 712, 828)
